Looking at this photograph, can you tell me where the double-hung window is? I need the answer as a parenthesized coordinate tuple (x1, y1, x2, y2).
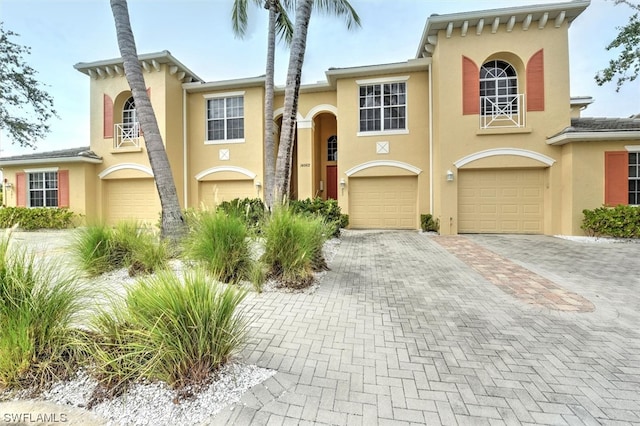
(358, 81, 407, 133)
(28, 171, 58, 207)
(630, 152, 640, 205)
(206, 94, 244, 142)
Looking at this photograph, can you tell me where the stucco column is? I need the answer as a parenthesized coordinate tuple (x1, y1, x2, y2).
(296, 119, 314, 199)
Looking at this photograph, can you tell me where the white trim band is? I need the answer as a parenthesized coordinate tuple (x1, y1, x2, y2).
(99, 163, 154, 179)
(345, 160, 422, 177)
(454, 148, 556, 168)
(195, 166, 257, 181)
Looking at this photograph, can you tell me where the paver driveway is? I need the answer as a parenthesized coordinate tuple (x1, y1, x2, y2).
(216, 230, 640, 425)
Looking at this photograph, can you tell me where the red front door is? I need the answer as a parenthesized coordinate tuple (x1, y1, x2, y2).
(327, 165, 337, 200)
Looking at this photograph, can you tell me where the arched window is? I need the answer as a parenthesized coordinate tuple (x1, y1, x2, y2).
(122, 96, 139, 137)
(480, 60, 518, 116)
(327, 135, 337, 161)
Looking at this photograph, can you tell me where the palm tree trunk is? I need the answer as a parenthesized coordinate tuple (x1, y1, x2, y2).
(263, 0, 278, 209)
(110, 0, 186, 243)
(273, 0, 313, 203)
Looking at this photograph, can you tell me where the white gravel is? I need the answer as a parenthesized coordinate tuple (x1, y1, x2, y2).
(1, 236, 341, 424)
(40, 364, 275, 426)
(554, 235, 640, 244)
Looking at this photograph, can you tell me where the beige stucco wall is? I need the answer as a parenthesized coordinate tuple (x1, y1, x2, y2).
(561, 140, 631, 235)
(431, 21, 573, 235)
(334, 70, 431, 227)
(1, 162, 96, 218)
(88, 64, 186, 221)
(186, 85, 264, 207)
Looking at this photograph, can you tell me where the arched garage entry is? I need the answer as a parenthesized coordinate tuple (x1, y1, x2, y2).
(454, 148, 555, 234)
(99, 164, 160, 225)
(346, 160, 422, 229)
(195, 166, 258, 208)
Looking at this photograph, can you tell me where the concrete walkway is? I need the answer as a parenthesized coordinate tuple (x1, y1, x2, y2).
(217, 230, 640, 425)
(1, 230, 639, 425)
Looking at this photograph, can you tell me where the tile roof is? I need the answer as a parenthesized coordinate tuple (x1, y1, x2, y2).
(0, 147, 101, 162)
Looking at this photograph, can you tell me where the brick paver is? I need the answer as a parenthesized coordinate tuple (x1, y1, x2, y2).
(221, 230, 640, 425)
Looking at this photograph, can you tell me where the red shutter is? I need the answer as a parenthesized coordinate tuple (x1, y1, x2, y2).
(604, 151, 628, 206)
(527, 49, 545, 112)
(58, 170, 70, 208)
(16, 172, 26, 207)
(104, 94, 114, 138)
(462, 56, 479, 115)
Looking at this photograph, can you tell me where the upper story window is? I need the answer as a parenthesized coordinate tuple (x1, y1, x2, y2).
(630, 152, 640, 205)
(122, 97, 139, 137)
(359, 82, 406, 133)
(206, 95, 244, 142)
(327, 135, 337, 161)
(479, 60, 524, 128)
(28, 171, 58, 208)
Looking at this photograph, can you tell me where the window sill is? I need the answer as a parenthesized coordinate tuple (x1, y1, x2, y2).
(357, 129, 408, 137)
(110, 147, 143, 154)
(476, 127, 532, 136)
(205, 139, 245, 145)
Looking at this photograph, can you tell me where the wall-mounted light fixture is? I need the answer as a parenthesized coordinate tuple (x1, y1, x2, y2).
(339, 178, 346, 188)
(255, 181, 262, 194)
(446, 170, 454, 182)
(4, 182, 13, 189)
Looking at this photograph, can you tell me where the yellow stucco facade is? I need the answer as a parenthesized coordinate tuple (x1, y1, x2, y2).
(2, 1, 639, 234)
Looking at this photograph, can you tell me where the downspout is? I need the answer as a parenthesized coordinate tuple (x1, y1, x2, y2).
(182, 87, 188, 208)
(428, 62, 434, 215)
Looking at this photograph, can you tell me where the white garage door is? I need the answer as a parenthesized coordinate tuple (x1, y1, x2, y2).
(104, 179, 161, 225)
(458, 169, 544, 234)
(199, 180, 256, 208)
(349, 176, 418, 229)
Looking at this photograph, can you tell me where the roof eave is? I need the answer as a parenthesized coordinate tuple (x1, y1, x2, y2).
(74, 50, 204, 83)
(183, 76, 266, 93)
(416, 0, 590, 58)
(325, 58, 431, 86)
(547, 131, 640, 146)
(0, 156, 103, 167)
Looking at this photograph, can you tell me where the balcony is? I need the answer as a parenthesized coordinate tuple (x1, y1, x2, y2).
(480, 94, 525, 129)
(114, 122, 140, 149)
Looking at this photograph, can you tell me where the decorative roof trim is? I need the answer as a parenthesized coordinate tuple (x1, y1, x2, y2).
(454, 148, 556, 168)
(416, 1, 590, 58)
(99, 163, 154, 179)
(195, 166, 256, 181)
(547, 131, 640, 146)
(0, 156, 102, 167)
(345, 160, 422, 177)
(74, 50, 203, 83)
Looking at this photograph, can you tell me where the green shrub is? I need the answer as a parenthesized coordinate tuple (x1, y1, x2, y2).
(261, 207, 329, 288)
(71, 221, 168, 277)
(0, 207, 76, 230)
(182, 211, 252, 284)
(0, 234, 87, 391)
(420, 214, 439, 232)
(289, 197, 346, 237)
(217, 198, 265, 230)
(87, 269, 248, 397)
(581, 205, 640, 238)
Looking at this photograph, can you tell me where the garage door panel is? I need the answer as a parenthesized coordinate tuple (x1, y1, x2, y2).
(459, 169, 544, 234)
(105, 179, 161, 225)
(199, 180, 255, 208)
(349, 176, 417, 229)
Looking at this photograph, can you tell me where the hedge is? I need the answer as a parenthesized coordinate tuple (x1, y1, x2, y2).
(0, 207, 76, 230)
(581, 205, 640, 238)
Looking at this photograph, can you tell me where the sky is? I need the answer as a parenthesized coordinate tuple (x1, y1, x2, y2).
(1, 0, 639, 158)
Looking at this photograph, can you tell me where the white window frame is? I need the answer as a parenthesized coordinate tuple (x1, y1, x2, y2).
(204, 91, 245, 145)
(629, 150, 640, 205)
(356, 76, 410, 137)
(25, 168, 59, 208)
